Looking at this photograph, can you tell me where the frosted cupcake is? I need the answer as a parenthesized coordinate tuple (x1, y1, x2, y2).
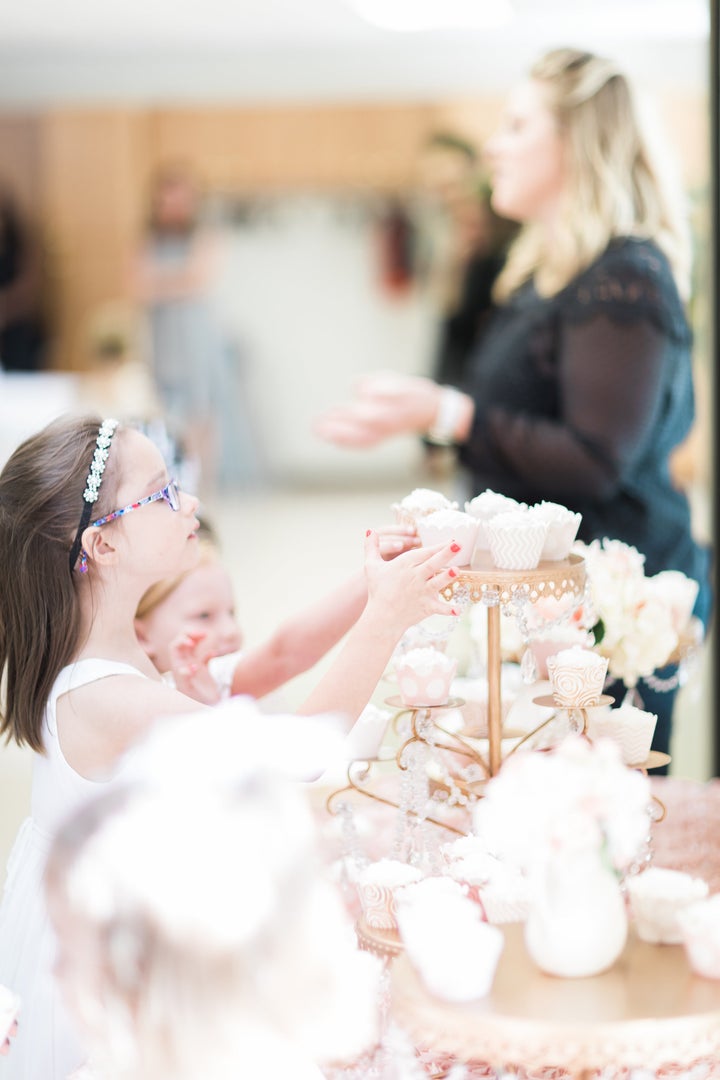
(547, 645, 608, 707)
(395, 647, 458, 707)
(678, 895, 720, 979)
(356, 858, 424, 930)
(465, 490, 523, 551)
(395, 614, 455, 657)
(484, 510, 547, 571)
(441, 838, 532, 923)
(587, 704, 658, 765)
(529, 625, 593, 680)
(395, 877, 504, 1001)
(342, 704, 392, 761)
(449, 675, 518, 736)
(416, 508, 479, 567)
(627, 867, 709, 944)
(392, 488, 458, 529)
(527, 501, 582, 561)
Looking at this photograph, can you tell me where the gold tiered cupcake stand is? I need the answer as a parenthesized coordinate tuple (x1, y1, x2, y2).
(326, 552, 590, 830)
(442, 551, 587, 776)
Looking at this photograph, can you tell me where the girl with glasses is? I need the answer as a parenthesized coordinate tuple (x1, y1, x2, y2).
(0, 414, 459, 1080)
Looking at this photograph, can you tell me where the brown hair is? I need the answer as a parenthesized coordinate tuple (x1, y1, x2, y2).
(0, 415, 123, 752)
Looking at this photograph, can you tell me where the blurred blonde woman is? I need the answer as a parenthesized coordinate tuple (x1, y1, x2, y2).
(316, 47, 712, 761)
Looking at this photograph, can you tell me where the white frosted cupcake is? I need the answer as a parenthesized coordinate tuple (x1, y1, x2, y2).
(587, 704, 658, 765)
(626, 867, 709, 944)
(529, 626, 592, 679)
(416, 508, 478, 567)
(440, 837, 531, 924)
(465, 490, 523, 551)
(678, 895, 720, 979)
(392, 488, 458, 529)
(395, 647, 458, 708)
(395, 877, 504, 1001)
(356, 858, 424, 930)
(527, 502, 582, 561)
(395, 614, 455, 658)
(546, 645, 608, 707)
(342, 704, 392, 761)
(449, 676, 518, 736)
(484, 510, 547, 571)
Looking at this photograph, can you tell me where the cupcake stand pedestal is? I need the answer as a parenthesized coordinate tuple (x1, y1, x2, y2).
(443, 552, 587, 776)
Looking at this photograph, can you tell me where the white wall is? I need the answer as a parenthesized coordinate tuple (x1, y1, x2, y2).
(213, 196, 439, 485)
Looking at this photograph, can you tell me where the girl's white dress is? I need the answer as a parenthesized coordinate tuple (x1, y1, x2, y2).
(0, 659, 148, 1080)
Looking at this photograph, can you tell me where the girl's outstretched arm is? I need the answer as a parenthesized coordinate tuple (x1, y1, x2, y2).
(296, 531, 458, 725)
(228, 525, 419, 700)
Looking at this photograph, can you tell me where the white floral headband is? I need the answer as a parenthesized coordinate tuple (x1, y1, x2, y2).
(69, 418, 119, 574)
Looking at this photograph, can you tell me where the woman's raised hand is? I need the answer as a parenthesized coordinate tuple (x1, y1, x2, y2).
(313, 372, 442, 448)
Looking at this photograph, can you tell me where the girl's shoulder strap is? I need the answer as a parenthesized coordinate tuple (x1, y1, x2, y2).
(45, 658, 151, 740)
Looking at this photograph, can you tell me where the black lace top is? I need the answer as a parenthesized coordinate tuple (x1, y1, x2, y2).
(459, 237, 709, 587)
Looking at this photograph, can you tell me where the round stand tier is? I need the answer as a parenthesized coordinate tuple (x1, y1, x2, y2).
(356, 917, 403, 960)
(384, 696, 464, 711)
(391, 923, 720, 1073)
(532, 694, 614, 710)
(445, 551, 586, 606)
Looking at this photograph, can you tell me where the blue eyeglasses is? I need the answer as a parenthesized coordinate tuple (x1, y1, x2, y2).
(89, 479, 181, 528)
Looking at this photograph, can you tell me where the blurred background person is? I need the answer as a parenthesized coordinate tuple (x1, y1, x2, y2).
(131, 163, 255, 495)
(0, 186, 49, 373)
(418, 131, 517, 392)
(315, 47, 713, 763)
(415, 131, 517, 481)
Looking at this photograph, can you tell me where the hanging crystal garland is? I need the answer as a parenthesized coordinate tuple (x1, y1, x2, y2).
(335, 799, 370, 873)
(392, 709, 435, 866)
(502, 576, 595, 685)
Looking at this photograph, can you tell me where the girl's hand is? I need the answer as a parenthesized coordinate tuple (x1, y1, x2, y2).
(375, 523, 420, 560)
(363, 530, 460, 630)
(168, 631, 221, 706)
(313, 372, 443, 448)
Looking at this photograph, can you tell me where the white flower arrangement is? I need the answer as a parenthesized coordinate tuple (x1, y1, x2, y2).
(573, 538, 697, 689)
(473, 736, 651, 876)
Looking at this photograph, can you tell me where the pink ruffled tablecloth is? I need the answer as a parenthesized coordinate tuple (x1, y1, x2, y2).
(650, 777, 720, 894)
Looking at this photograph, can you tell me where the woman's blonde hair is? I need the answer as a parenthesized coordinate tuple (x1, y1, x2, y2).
(493, 47, 691, 301)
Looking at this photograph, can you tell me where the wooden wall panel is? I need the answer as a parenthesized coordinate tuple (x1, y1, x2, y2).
(144, 99, 504, 194)
(38, 110, 151, 368)
(1, 91, 707, 370)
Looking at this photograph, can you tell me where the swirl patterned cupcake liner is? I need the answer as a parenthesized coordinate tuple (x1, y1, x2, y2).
(546, 650, 608, 707)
